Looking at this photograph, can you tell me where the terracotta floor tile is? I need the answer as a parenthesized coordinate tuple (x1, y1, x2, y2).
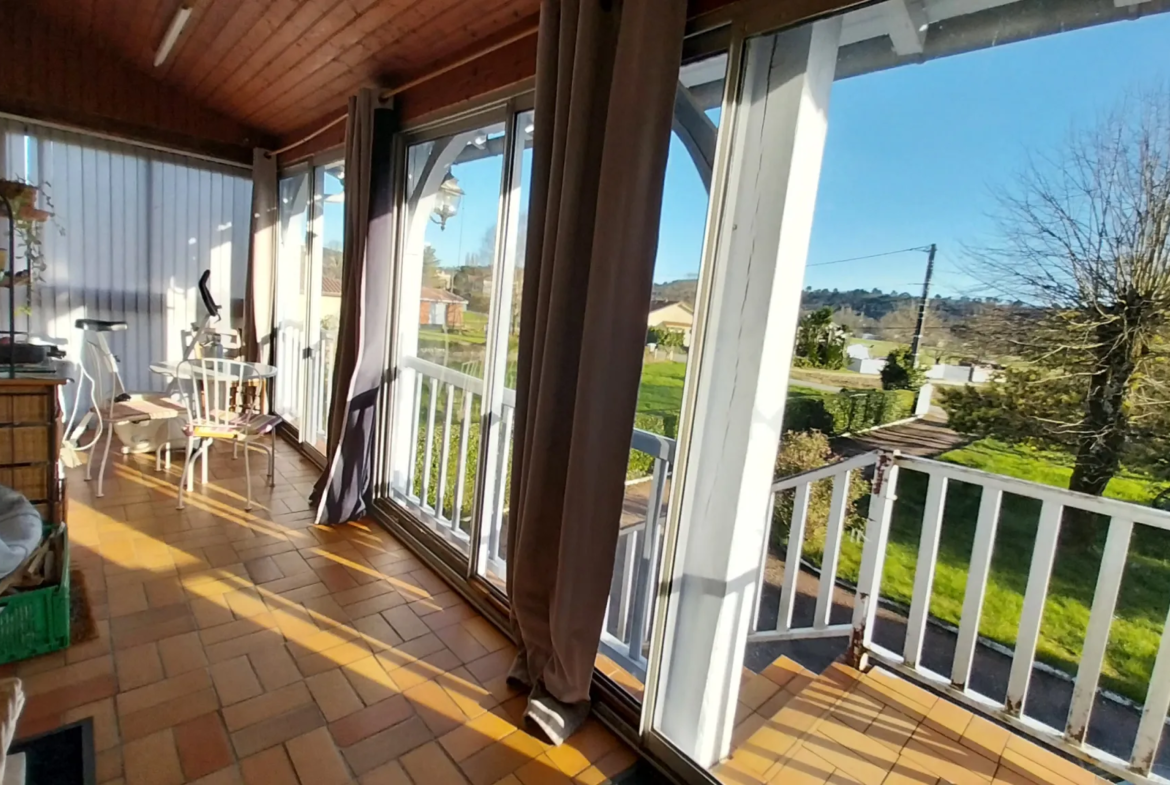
(330, 694, 416, 748)
(307, 668, 366, 721)
(96, 746, 123, 783)
(460, 728, 549, 785)
(440, 707, 521, 762)
(18, 673, 119, 726)
(406, 676, 472, 736)
(116, 668, 212, 717)
(240, 745, 300, 785)
(346, 589, 408, 619)
(120, 686, 220, 741)
(343, 655, 401, 706)
(230, 702, 327, 759)
(359, 759, 413, 785)
(460, 617, 512, 654)
(383, 605, 431, 640)
(210, 655, 264, 706)
(343, 714, 435, 776)
(223, 681, 313, 732)
(401, 740, 472, 784)
(185, 764, 246, 785)
(286, 725, 351, 785)
(245, 556, 284, 584)
(174, 712, 234, 780)
(542, 720, 620, 777)
(157, 630, 209, 676)
(123, 728, 184, 785)
(248, 644, 303, 692)
(22, 654, 114, 697)
(437, 623, 492, 664)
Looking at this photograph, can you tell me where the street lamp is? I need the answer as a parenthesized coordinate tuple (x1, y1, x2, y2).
(431, 174, 463, 231)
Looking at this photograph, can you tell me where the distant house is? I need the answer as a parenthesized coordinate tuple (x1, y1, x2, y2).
(846, 344, 870, 360)
(647, 301, 694, 346)
(420, 287, 467, 328)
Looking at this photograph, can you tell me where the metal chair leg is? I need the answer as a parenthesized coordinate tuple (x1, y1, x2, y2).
(96, 424, 115, 498)
(178, 437, 195, 509)
(243, 437, 253, 511)
(186, 437, 198, 493)
(269, 435, 276, 487)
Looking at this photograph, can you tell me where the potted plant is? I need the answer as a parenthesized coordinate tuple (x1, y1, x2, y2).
(0, 179, 54, 297)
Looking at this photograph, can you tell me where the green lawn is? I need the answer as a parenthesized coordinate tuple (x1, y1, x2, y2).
(807, 438, 1170, 703)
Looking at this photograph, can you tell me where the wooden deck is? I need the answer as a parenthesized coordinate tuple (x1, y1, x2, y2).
(719, 657, 1109, 785)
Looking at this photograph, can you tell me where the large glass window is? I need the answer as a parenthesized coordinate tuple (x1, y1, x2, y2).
(646, 2, 1170, 782)
(385, 117, 513, 561)
(597, 53, 729, 701)
(274, 171, 309, 430)
(272, 158, 343, 458)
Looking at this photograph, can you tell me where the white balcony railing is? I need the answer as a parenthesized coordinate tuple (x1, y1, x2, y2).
(747, 449, 1170, 785)
(599, 429, 676, 683)
(393, 355, 676, 683)
(274, 320, 337, 452)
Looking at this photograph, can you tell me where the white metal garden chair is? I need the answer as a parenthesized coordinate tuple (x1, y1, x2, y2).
(173, 358, 281, 511)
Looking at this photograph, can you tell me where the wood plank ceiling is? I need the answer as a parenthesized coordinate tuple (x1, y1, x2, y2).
(30, 0, 540, 142)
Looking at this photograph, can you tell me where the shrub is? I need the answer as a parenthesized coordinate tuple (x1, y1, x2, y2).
(880, 346, 925, 391)
(784, 390, 914, 436)
(771, 430, 869, 557)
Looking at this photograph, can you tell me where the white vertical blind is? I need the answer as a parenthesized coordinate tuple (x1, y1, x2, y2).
(0, 117, 252, 402)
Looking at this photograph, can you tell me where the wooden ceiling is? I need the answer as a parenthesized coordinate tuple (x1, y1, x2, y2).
(29, 0, 541, 143)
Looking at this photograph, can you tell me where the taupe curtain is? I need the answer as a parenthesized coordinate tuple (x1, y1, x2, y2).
(506, 0, 686, 736)
(312, 89, 398, 523)
(243, 148, 277, 363)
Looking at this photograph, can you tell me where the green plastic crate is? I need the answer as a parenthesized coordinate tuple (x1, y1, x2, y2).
(0, 527, 70, 665)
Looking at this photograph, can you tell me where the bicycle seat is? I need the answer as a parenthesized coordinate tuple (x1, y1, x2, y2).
(75, 319, 128, 332)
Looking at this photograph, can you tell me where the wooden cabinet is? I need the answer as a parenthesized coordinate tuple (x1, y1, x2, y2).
(0, 377, 65, 523)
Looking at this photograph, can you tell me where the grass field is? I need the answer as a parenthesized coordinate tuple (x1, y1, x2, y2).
(807, 438, 1170, 703)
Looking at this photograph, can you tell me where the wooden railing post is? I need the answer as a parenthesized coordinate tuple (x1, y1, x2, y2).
(849, 451, 899, 670)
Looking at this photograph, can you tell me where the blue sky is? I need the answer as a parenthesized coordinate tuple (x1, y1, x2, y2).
(385, 11, 1170, 297)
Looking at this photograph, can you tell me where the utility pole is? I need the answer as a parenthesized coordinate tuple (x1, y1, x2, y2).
(909, 243, 936, 366)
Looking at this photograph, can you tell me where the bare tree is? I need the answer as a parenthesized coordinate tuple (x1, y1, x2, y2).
(968, 88, 1170, 498)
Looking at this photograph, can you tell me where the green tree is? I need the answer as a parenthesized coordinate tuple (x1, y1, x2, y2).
(880, 346, 924, 391)
(962, 89, 1170, 500)
(795, 307, 848, 369)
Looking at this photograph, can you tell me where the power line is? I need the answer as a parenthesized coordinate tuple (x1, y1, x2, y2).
(806, 245, 934, 268)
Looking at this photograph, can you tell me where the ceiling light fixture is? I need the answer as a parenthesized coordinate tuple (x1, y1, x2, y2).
(154, 5, 193, 67)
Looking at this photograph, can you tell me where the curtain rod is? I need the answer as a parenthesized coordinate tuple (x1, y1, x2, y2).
(273, 22, 540, 157)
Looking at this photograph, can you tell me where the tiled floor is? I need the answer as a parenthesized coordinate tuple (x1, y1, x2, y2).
(718, 657, 1109, 785)
(5, 441, 639, 785)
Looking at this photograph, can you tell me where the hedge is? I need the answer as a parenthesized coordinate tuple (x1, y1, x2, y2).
(784, 389, 915, 437)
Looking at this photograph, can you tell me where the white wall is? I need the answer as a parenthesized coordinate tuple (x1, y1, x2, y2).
(0, 117, 252, 408)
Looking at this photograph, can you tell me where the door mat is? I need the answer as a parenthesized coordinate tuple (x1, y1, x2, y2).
(8, 717, 94, 785)
(69, 569, 97, 646)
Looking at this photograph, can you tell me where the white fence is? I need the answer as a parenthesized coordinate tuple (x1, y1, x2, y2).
(748, 450, 1170, 784)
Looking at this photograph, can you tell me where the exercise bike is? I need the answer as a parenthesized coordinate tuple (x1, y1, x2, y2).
(61, 271, 239, 483)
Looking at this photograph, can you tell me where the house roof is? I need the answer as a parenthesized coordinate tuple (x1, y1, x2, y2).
(648, 301, 694, 315)
(322, 276, 343, 297)
(421, 287, 468, 304)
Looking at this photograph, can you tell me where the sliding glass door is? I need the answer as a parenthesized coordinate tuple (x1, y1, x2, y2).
(273, 156, 344, 459)
(380, 106, 530, 577)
